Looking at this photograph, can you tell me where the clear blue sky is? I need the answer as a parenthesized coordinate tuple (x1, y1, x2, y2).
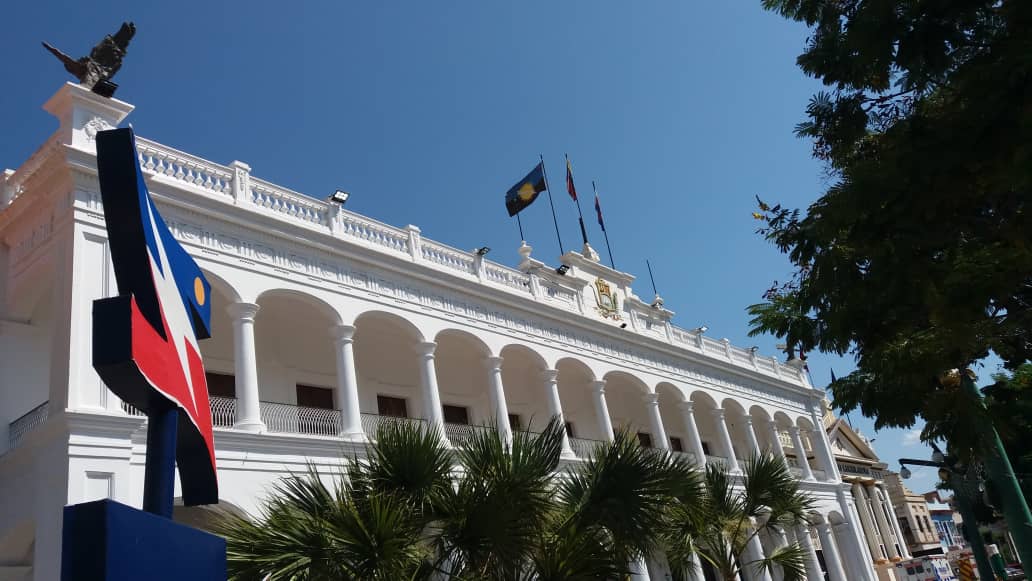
(2, 0, 1002, 493)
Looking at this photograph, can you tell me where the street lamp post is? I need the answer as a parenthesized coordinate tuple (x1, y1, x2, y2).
(899, 444, 995, 581)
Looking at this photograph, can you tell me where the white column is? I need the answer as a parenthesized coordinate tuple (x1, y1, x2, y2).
(743, 415, 762, 458)
(591, 380, 615, 442)
(769, 526, 789, 581)
(331, 324, 363, 439)
(842, 491, 877, 573)
(870, 485, 902, 560)
(542, 369, 574, 457)
(711, 408, 740, 472)
(679, 401, 708, 468)
(485, 356, 512, 447)
(743, 522, 774, 581)
(852, 482, 886, 561)
(767, 421, 789, 469)
(788, 426, 815, 480)
(643, 393, 669, 450)
(816, 522, 848, 581)
(809, 398, 841, 481)
(228, 302, 265, 432)
(415, 341, 444, 433)
(881, 484, 911, 558)
(794, 525, 825, 581)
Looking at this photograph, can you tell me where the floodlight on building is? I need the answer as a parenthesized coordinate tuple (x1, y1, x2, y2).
(620, 323, 627, 329)
(691, 325, 708, 334)
(328, 190, 350, 205)
(475, 246, 491, 256)
(749, 346, 759, 354)
(556, 264, 570, 275)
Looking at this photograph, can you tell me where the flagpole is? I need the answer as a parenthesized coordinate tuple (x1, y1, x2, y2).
(593, 181, 616, 269)
(566, 154, 589, 246)
(539, 154, 565, 256)
(646, 259, 660, 297)
(515, 213, 525, 242)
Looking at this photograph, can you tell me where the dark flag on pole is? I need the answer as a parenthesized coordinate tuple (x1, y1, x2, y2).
(566, 158, 578, 201)
(594, 193, 606, 231)
(505, 162, 546, 217)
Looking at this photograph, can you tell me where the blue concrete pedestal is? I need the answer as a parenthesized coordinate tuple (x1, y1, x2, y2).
(61, 499, 226, 580)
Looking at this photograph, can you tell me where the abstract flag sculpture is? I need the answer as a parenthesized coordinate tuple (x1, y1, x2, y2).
(92, 127, 218, 506)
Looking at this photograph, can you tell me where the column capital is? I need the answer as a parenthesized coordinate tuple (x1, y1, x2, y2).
(331, 324, 356, 342)
(590, 379, 607, 393)
(743, 415, 754, 426)
(226, 301, 260, 321)
(788, 425, 801, 436)
(540, 368, 559, 383)
(483, 355, 504, 371)
(711, 408, 726, 420)
(678, 400, 695, 413)
(414, 341, 437, 357)
(642, 392, 660, 405)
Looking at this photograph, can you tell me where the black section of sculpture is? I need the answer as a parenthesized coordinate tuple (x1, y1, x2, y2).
(43, 22, 136, 98)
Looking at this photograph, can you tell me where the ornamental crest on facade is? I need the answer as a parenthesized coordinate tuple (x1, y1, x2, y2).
(593, 278, 621, 320)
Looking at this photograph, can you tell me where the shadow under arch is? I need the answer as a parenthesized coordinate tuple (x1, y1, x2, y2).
(256, 288, 342, 326)
(199, 267, 242, 305)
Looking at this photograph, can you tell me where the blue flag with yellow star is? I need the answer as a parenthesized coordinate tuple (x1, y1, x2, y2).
(505, 162, 546, 217)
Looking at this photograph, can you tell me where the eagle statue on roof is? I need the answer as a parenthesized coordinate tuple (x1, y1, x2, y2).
(43, 22, 136, 98)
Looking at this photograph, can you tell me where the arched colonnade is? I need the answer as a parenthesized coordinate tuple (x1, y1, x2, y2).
(194, 264, 838, 478)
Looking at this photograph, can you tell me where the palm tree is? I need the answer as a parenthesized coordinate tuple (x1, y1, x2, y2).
(661, 453, 815, 581)
(216, 420, 814, 581)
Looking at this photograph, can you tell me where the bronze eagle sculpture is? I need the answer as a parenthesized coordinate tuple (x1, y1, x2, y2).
(43, 22, 136, 98)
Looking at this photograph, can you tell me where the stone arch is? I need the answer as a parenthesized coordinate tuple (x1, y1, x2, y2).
(555, 357, 600, 441)
(498, 344, 551, 432)
(750, 405, 778, 452)
(689, 390, 723, 461)
(602, 370, 652, 440)
(434, 328, 493, 426)
(656, 382, 688, 452)
(199, 267, 242, 304)
(721, 398, 754, 461)
(353, 310, 425, 420)
(250, 289, 344, 407)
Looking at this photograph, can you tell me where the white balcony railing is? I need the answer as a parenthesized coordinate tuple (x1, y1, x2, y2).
(360, 413, 428, 440)
(7, 401, 49, 451)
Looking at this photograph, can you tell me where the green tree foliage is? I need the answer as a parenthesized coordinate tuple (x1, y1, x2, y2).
(984, 364, 1032, 499)
(214, 420, 815, 580)
(750, 1, 1032, 437)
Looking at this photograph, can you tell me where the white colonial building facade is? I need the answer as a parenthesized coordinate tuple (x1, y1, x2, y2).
(0, 84, 878, 581)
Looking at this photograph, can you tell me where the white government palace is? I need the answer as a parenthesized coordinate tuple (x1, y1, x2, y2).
(1, 84, 903, 580)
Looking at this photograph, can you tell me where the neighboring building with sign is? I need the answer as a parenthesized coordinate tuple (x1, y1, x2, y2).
(884, 471, 943, 557)
(827, 415, 913, 580)
(1, 84, 879, 580)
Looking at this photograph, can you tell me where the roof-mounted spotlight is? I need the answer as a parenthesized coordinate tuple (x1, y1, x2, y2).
(749, 346, 759, 354)
(650, 295, 664, 309)
(475, 246, 491, 256)
(620, 322, 628, 329)
(328, 190, 350, 205)
(556, 264, 570, 276)
(691, 325, 708, 334)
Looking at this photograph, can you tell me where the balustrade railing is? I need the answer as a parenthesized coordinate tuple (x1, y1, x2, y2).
(136, 138, 235, 199)
(360, 413, 428, 440)
(251, 178, 329, 227)
(568, 437, 602, 459)
(261, 401, 341, 437)
(16, 130, 809, 386)
(8, 401, 49, 451)
(420, 240, 476, 274)
(443, 422, 494, 447)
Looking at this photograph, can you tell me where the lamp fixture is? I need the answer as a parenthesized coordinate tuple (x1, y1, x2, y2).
(475, 246, 491, 256)
(899, 465, 912, 480)
(749, 346, 759, 354)
(620, 323, 627, 329)
(691, 325, 708, 334)
(328, 190, 350, 205)
(556, 264, 570, 275)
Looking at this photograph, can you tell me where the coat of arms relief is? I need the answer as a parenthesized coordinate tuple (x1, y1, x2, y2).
(593, 278, 622, 321)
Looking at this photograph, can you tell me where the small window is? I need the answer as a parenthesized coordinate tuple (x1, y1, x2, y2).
(443, 405, 470, 425)
(377, 395, 408, 418)
(701, 441, 711, 455)
(564, 421, 575, 437)
(205, 372, 236, 398)
(669, 437, 684, 452)
(637, 432, 653, 448)
(508, 414, 522, 430)
(296, 385, 334, 409)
